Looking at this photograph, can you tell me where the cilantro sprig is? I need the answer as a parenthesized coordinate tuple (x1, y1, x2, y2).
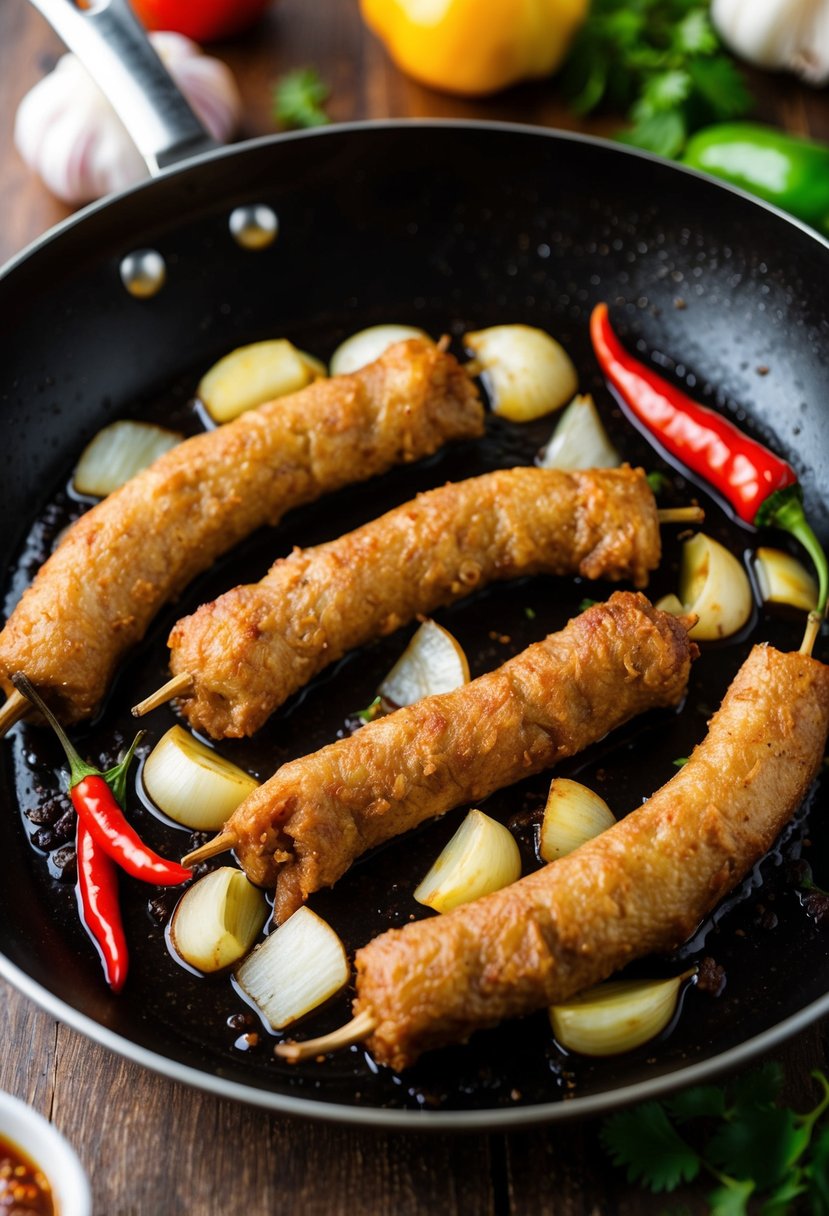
(601, 1063, 829, 1214)
(273, 68, 330, 130)
(560, 0, 753, 157)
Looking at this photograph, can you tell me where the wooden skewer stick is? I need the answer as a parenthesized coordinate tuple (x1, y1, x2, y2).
(275, 1010, 377, 1062)
(181, 830, 238, 867)
(657, 506, 705, 524)
(800, 609, 824, 658)
(0, 690, 28, 737)
(132, 672, 194, 717)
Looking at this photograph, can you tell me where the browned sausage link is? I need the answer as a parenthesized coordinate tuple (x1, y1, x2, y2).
(354, 643, 829, 1071)
(0, 340, 483, 723)
(169, 466, 661, 739)
(229, 592, 695, 919)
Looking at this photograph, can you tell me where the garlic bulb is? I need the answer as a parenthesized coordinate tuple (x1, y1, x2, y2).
(712, 0, 829, 86)
(14, 32, 241, 205)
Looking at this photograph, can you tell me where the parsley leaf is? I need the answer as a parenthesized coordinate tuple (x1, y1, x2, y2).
(707, 1178, 754, 1216)
(561, 0, 753, 157)
(707, 1105, 801, 1190)
(273, 68, 330, 130)
(600, 1101, 701, 1191)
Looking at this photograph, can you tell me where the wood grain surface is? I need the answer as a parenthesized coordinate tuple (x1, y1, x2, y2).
(1, 1, 828, 1213)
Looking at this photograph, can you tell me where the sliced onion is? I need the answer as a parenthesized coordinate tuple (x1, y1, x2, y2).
(550, 973, 692, 1056)
(378, 620, 470, 708)
(414, 809, 521, 913)
(235, 906, 349, 1030)
(73, 420, 181, 497)
(654, 593, 685, 616)
(169, 867, 267, 974)
(539, 778, 616, 863)
(536, 393, 620, 470)
(197, 339, 324, 423)
(329, 325, 429, 377)
(679, 533, 753, 640)
(142, 725, 258, 831)
(754, 547, 818, 612)
(464, 324, 578, 422)
(298, 350, 328, 380)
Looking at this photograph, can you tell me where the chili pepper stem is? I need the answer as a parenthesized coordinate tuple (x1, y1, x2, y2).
(12, 672, 99, 786)
(763, 494, 829, 619)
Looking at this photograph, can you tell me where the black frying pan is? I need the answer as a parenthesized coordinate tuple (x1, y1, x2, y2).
(1, 0, 828, 1130)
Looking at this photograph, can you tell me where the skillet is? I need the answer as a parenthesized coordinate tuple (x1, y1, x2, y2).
(1, 0, 828, 1129)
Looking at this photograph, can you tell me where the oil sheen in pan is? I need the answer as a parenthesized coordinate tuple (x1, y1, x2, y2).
(4, 335, 829, 1114)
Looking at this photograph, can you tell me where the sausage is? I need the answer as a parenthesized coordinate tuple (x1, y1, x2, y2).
(226, 592, 695, 919)
(168, 466, 661, 738)
(353, 642, 829, 1071)
(0, 339, 483, 723)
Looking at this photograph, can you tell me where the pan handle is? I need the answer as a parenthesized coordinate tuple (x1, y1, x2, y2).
(27, 0, 219, 174)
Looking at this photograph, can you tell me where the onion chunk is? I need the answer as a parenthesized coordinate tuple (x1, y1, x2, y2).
(169, 867, 267, 974)
(537, 393, 620, 470)
(143, 725, 258, 831)
(414, 808, 521, 913)
(198, 339, 325, 423)
(539, 778, 615, 862)
(73, 420, 181, 497)
(679, 533, 753, 640)
(755, 547, 818, 611)
(378, 620, 470, 708)
(550, 973, 693, 1056)
(464, 324, 578, 422)
(330, 325, 429, 376)
(235, 907, 349, 1030)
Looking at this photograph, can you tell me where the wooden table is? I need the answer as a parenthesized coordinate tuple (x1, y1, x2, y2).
(1, 3, 828, 1212)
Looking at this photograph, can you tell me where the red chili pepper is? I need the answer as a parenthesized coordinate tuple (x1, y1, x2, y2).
(76, 819, 128, 993)
(11, 673, 191, 886)
(590, 302, 828, 615)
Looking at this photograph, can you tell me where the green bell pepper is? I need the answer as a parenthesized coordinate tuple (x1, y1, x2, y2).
(682, 122, 829, 236)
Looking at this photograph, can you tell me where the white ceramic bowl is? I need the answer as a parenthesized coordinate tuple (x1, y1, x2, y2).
(0, 1090, 91, 1216)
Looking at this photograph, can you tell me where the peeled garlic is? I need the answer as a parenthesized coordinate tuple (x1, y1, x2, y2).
(14, 32, 241, 205)
(464, 325, 578, 422)
(197, 339, 325, 423)
(235, 907, 349, 1030)
(73, 420, 181, 497)
(679, 533, 753, 640)
(330, 325, 430, 376)
(539, 778, 616, 862)
(414, 809, 522, 913)
(550, 973, 692, 1056)
(537, 393, 620, 470)
(143, 725, 259, 831)
(712, 0, 829, 86)
(754, 547, 818, 612)
(169, 867, 267, 974)
(378, 620, 470, 707)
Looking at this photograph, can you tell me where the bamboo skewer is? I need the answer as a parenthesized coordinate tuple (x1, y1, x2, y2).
(656, 506, 705, 524)
(0, 690, 28, 736)
(275, 1010, 377, 1062)
(181, 830, 238, 867)
(132, 673, 194, 718)
(800, 609, 824, 658)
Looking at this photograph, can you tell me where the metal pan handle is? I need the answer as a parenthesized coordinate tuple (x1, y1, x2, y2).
(27, 0, 219, 174)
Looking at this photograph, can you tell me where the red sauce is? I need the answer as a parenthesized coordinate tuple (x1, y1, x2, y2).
(0, 1138, 54, 1216)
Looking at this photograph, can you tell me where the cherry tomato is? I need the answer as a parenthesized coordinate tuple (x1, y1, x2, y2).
(131, 0, 271, 42)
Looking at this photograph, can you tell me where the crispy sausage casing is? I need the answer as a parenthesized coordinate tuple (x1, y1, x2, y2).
(169, 466, 661, 738)
(0, 340, 482, 722)
(354, 643, 829, 1070)
(229, 593, 694, 919)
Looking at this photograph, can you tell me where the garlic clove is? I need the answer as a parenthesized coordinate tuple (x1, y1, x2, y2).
(712, 0, 829, 86)
(464, 324, 578, 422)
(14, 33, 241, 205)
(169, 867, 268, 974)
(550, 972, 693, 1056)
(330, 326, 430, 377)
(679, 533, 753, 640)
(754, 547, 818, 612)
(378, 620, 470, 708)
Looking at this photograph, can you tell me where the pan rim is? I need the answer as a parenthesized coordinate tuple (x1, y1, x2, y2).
(3, 949, 828, 1129)
(1, 117, 828, 289)
(2, 116, 828, 1128)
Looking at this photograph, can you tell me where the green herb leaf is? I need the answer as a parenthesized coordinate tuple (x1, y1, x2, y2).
(730, 1061, 783, 1110)
(672, 756, 689, 768)
(667, 1084, 727, 1120)
(273, 68, 330, 130)
(561, 0, 753, 158)
(707, 1106, 801, 1190)
(355, 695, 382, 725)
(579, 598, 599, 612)
(707, 1178, 754, 1216)
(806, 1125, 829, 1214)
(600, 1102, 702, 1192)
(647, 470, 670, 495)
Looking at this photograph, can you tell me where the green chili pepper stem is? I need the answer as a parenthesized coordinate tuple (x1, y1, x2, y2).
(11, 673, 100, 786)
(763, 495, 829, 619)
(104, 732, 145, 810)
